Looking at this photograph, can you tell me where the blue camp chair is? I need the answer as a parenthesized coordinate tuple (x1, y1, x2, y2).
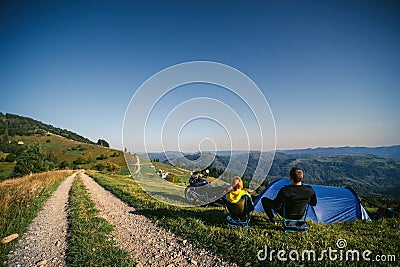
(223, 195, 254, 228)
(282, 200, 309, 234)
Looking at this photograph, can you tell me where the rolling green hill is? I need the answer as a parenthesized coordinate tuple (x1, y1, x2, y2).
(0, 133, 128, 180)
(0, 113, 187, 182)
(0, 112, 138, 180)
(0, 112, 95, 144)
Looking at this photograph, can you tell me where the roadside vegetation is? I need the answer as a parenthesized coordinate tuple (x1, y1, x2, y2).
(0, 170, 73, 264)
(88, 171, 400, 266)
(67, 174, 135, 267)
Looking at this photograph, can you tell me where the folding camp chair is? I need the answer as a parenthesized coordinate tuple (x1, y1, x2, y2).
(282, 200, 309, 234)
(223, 195, 254, 228)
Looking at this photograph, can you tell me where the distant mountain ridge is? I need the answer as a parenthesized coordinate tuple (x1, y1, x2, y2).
(143, 144, 400, 162)
(144, 148, 400, 199)
(278, 145, 400, 160)
(0, 112, 95, 144)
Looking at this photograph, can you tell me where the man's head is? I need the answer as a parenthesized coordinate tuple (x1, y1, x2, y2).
(290, 167, 303, 183)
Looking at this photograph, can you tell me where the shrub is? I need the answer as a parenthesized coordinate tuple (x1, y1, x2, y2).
(87, 156, 96, 163)
(73, 156, 88, 165)
(166, 173, 178, 183)
(5, 153, 16, 162)
(96, 154, 109, 160)
(92, 162, 120, 173)
(106, 162, 120, 173)
(93, 163, 107, 171)
(59, 160, 71, 170)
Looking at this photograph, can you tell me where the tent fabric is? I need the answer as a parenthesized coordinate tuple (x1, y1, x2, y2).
(253, 178, 370, 224)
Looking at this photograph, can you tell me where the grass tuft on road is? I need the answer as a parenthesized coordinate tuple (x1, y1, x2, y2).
(67, 174, 135, 267)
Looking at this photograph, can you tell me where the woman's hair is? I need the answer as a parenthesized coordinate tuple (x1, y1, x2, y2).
(290, 167, 303, 183)
(231, 176, 243, 191)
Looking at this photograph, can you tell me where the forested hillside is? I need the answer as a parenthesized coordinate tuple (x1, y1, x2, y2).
(162, 151, 400, 199)
(0, 113, 94, 144)
(267, 153, 400, 198)
(0, 113, 123, 180)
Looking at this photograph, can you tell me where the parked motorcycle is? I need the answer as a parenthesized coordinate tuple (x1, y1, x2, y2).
(184, 170, 228, 205)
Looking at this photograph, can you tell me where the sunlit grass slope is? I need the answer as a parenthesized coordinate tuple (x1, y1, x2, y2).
(88, 171, 400, 266)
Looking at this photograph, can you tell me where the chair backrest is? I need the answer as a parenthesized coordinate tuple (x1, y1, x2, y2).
(283, 198, 309, 220)
(225, 195, 253, 221)
(283, 199, 309, 233)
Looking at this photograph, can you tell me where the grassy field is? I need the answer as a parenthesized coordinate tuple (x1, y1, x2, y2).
(9, 134, 126, 166)
(0, 162, 14, 181)
(0, 134, 128, 180)
(0, 170, 73, 265)
(67, 174, 135, 266)
(1, 134, 193, 182)
(89, 171, 400, 266)
(150, 161, 191, 184)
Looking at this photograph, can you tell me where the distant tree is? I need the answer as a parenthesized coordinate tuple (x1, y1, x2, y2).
(59, 160, 71, 170)
(73, 156, 88, 165)
(13, 143, 54, 177)
(93, 162, 107, 171)
(2, 122, 9, 143)
(97, 139, 110, 148)
(46, 151, 58, 164)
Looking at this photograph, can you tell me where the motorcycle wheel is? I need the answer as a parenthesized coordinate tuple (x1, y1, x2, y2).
(184, 187, 196, 203)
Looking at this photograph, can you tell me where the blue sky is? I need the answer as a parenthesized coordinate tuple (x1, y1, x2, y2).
(0, 0, 399, 151)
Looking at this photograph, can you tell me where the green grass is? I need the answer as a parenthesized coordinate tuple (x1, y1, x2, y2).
(0, 162, 14, 182)
(67, 174, 135, 267)
(7, 134, 126, 169)
(0, 171, 72, 266)
(151, 161, 190, 182)
(88, 171, 400, 266)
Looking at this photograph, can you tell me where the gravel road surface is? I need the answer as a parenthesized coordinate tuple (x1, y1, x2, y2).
(8, 173, 77, 267)
(81, 173, 237, 267)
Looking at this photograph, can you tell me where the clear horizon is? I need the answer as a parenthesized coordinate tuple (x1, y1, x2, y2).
(133, 143, 400, 154)
(1, 1, 399, 152)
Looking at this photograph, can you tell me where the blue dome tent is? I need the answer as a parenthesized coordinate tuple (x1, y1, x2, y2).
(253, 178, 370, 224)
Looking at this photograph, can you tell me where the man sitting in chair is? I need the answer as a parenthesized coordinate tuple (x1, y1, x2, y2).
(261, 167, 317, 224)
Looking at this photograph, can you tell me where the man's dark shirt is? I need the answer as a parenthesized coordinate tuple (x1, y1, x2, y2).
(274, 184, 317, 219)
